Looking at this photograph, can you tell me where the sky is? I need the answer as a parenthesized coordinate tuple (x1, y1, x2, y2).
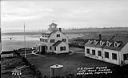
(1, 0, 128, 32)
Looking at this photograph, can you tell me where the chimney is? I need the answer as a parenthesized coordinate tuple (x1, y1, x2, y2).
(59, 28, 62, 32)
(99, 34, 102, 40)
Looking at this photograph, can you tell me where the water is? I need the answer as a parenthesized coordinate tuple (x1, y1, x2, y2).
(2, 33, 84, 51)
(2, 35, 40, 51)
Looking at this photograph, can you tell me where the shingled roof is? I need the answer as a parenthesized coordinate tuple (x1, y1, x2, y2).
(85, 35, 128, 51)
(41, 30, 58, 38)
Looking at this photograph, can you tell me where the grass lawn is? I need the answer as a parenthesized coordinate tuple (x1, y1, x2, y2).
(70, 47, 84, 53)
(27, 53, 115, 77)
(1, 55, 35, 78)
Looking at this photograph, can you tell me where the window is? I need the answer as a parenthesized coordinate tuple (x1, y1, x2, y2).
(45, 35, 47, 37)
(54, 47, 56, 51)
(40, 39, 47, 42)
(112, 53, 117, 60)
(92, 50, 95, 55)
(62, 39, 66, 42)
(45, 39, 48, 42)
(86, 49, 90, 54)
(57, 34, 60, 37)
(105, 52, 109, 58)
(60, 46, 66, 51)
(40, 39, 44, 42)
(98, 51, 102, 56)
(50, 39, 55, 43)
(123, 54, 128, 60)
(50, 46, 52, 50)
(40, 38, 42, 41)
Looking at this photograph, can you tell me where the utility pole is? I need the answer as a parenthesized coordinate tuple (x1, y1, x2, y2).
(24, 23, 26, 58)
(0, 27, 2, 54)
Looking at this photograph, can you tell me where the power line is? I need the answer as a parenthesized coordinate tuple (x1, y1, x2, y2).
(24, 23, 26, 58)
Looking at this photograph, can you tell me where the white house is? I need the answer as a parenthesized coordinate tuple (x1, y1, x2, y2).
(38, 22, 69, 54)
(85, 36, 128, 66)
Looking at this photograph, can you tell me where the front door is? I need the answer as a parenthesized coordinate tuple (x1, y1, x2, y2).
(41, 46, 47, 54)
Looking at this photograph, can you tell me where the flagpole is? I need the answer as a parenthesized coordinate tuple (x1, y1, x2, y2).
(24, 23, 26, 58)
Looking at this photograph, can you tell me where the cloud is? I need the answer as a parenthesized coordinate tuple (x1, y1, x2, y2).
(1, 0, 128, 32)
(1, 1, 54, 23)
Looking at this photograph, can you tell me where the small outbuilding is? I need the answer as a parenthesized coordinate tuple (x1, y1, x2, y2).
(50, 64, 63, 77)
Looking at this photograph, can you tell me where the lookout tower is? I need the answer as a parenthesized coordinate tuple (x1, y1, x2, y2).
(48, 22, 58, 32)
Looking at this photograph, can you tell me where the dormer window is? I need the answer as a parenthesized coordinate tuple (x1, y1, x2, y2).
(57, 34, 60, 37)
(62, 39, 66, 42)
(114, 42, 121, 47)
(106, 41, 112, 47)
(94, 40, 98, 45)
(100, 41, 105, 46)
(45, 35, 47, 37)
(88, 40, 93, 44)
(50, 39, 55, 43)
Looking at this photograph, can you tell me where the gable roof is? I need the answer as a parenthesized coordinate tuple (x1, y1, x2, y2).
(85, 35, 128, 51)
(48, 30, 66, 38)
(41, 30, 58, 38)
(49, 23, 57, 27)
(49, 30, 58, 37)
(52, 41, 63, 47)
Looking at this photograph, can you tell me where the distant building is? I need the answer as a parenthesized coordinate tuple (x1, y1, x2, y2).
(38, 22, 69, 54)
(1, 51, 15, 58)
(84, 35, 128, 65)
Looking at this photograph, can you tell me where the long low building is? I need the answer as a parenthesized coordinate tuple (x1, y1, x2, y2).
(85, 35, 128, 65)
